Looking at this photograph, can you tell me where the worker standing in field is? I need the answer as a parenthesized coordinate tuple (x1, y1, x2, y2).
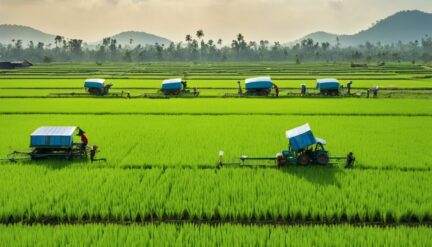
(373, 86, 379, 97)
(90, 145, 98, 162)
(237, 81, 242, 95)
(301, 84, 306, 96)
(347, 81, 353, 94)
(77, 127, 88, 150)
(181, 80, 187, 90)
(344, 152, 355, 168)
(89, 145, 106, 162)
(273, 83, 279, 97)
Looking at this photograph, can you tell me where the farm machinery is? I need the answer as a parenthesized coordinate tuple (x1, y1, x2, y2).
(49, 79, 130, 98)
(217, 123, 346, 168)
(143, 78, 199, 98)
(1, 126, 103, 162)
(225, 77, 279, 97)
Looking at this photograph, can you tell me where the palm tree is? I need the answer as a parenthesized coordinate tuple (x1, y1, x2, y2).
(196, 30, 204, 40)
(217, 39, 223, 47)
(185, 34, 192, 43)
(54, 35, 63, 48)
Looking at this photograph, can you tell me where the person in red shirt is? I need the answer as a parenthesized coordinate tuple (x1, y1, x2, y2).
(77, 127, 88, 149)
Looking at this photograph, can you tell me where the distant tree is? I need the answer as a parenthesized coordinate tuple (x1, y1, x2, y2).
(68, 39, 83, 55)
(185, 34, 192, 43)
(196, 30, 204, 40)
(217, 39, 223, 46)
(54, 35, 63, 48)
(28, 41, 34, 49)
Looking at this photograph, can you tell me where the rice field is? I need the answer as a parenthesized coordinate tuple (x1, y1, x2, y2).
(0, 62, 431, 246)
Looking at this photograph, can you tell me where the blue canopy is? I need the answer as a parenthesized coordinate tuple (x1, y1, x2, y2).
(245, 77, 273, 90)
(316, 78, 340, 90)
(30, 126, 76, 148)
(84, 79, 105, 89)
(162, 78, 182, 90)
(285, 123, 317, 151)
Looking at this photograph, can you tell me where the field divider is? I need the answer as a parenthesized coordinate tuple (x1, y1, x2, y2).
(0, 217, 430, 227)
(0, 112, 431, 117)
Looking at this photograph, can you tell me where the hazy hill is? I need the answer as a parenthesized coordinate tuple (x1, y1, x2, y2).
(298, 10, 432, 47)
(0, 24, 56, 45)
(0, 26, 171, 48)
(96, 31, 172, 47)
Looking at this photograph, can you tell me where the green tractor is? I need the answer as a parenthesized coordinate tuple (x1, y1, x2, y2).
(217, 123, 345, 168)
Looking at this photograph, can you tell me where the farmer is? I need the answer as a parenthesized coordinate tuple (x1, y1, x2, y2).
(77, 127, 88, 149)
(301, 84, 306, 96)
(237, 81, 243, 95)
(347, 81, 353, 94)
(181, 80, 187, 90)
(373, 86, 379, 97)
(273, 83, 279, 97)
(90, 145, 98, 162)
(344, 152, 355, 168)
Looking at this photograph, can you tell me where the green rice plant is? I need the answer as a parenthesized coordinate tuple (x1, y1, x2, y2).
(0, 166, 430, 223)
(0, 114, 430, 169)
(1, 223, 431, 246)
(0, 98, 431, 116)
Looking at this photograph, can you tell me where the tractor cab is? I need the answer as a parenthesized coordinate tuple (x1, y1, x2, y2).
(316, 78, 340, 96)
(161, 78, 199, 96)
(84, 79, 113, 96)
(241, 77, 276, 96)
(278, 123, 329, 166)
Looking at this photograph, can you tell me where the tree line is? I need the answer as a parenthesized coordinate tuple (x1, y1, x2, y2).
(1, 30, 432, 64)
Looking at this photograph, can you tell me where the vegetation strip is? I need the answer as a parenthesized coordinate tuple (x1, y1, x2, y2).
(1, 223, 431, 246)
(1, 112, 432, 117)
(0, 218, 430, 227)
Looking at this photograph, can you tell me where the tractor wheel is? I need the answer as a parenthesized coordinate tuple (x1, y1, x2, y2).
(297, 154, 310, 166)
(316, 153, 329, 165)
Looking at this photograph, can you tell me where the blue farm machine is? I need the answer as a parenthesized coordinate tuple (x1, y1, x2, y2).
(49, 79, 129, 98)
(224, 76, 279, 97)
(1, 126, 102, 162)
(315, 78, 342, 96)
(84, 79, 113, 96)
(144, 78, 199, 98)
(217, 123, 346, 168)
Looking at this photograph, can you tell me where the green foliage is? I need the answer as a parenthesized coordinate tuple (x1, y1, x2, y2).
(0, 166, 430, 223)
(0, 223, 431, 246)
(0, 115, 431, 168)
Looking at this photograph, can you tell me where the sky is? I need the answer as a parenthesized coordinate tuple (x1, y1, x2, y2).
(0, 0, 431, 43)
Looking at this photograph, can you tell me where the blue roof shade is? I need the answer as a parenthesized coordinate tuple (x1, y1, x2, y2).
(30, 126, 77, 148)
(84, 79, 106, 89)
(245, 77, 273, 90)
(285, 123, 317, 151)
(162, 78, 183, 90)
(316, 78, 340, 90)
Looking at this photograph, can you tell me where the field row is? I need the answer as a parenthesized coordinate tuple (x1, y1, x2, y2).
(0, 223, 430, 246)
(0, 166, 430, 223)
(0, 89, 430, 99)
(0, 115, 431, 169)
(0, 98, 431, 116)
(1, 78, 431, 89)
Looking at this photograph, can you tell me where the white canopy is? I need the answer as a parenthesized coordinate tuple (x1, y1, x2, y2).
(315, 137, 327, 145)
(31, 126, 77, 136)
(245, 76, 272, 84)
(85, 78, 105, 84)
(316, 78, 340, 84)
(285, 123, 311, 139)
(162, 78, 182, 84)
